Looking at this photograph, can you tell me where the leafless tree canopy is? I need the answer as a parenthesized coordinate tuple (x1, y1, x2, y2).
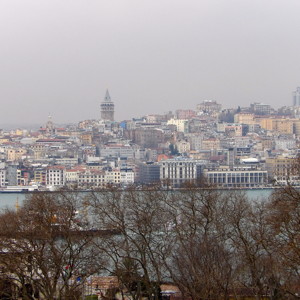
(0, 186, 300, 299)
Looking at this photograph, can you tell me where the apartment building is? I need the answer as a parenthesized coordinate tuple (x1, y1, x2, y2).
(265, 156, 299, 185)
(78, 169, 106, 187)
(46, 166, 66, 187)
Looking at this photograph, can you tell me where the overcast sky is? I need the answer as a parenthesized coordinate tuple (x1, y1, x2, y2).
(1, 0, 300, 126)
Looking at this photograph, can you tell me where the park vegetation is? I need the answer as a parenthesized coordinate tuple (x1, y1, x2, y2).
(0, 184, 300, 299)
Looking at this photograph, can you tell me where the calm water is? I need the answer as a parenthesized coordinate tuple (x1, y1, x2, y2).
(0, 188, 275, 211)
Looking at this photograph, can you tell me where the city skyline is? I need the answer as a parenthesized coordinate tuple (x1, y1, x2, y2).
(1, 0, 300, 125)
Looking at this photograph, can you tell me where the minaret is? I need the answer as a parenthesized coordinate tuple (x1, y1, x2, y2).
(100, 90, 115, 121)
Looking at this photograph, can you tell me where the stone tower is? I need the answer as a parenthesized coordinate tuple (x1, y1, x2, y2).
(100, 90, 115, 121)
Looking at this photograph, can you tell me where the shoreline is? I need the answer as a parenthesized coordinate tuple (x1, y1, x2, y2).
(0, 185, 297, 194)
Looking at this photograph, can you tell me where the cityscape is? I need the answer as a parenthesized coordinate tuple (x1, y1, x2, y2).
(2, 1, 300, 299)
(1, 88, 300, 191)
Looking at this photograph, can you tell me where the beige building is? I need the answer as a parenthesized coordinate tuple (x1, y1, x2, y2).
(258, 117, 294, 134)
(31, 144, 46, 159)
(6, 148, 27, 161)
(265, 156, 299, 184)
(80, 133, 93, 145)
(0, 137, 11, 144)
(201, 138, 220, 150)
(66, 168, 86, 184)
(78, 169, 106, 187)
(234, 113, 256, 125)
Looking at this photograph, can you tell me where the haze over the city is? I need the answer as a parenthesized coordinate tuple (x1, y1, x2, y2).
(1, 0, 300, 126)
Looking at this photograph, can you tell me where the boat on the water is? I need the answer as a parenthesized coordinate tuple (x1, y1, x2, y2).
(0, 185, 39, 193)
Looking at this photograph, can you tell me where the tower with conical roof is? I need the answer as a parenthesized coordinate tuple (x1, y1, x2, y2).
(100, 90, 115, 121)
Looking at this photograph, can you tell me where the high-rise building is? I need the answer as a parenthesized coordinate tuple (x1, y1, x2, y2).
(101, 90, 115, 121)
(293, 87, 300, 106)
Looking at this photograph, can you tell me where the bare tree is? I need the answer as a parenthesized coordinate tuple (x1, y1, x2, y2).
(266, 186, 300, 298)
(0, 191, 105, 300)
(163, 185, 235, 300)
(89, 186, 172, 300)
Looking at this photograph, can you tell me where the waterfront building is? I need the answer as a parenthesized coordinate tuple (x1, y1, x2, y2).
(65, 168, 84, 184)
(204, 166, 268, 188)
(265, 156, 299, 185)
(159, 157, 206, 187)
(105, 169, 121, 185)
(78, 169, 105, 187)
(119, 168, 135, 185)
(46, 166, 66, 187)
(34, 168, 46, 186)
(138, 162, 160, 184)
(100, 90, 115, 122)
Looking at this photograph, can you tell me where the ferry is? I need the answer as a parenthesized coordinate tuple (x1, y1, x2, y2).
(0, 185, 39, 193)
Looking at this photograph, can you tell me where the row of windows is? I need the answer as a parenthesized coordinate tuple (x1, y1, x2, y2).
(208, 172, 266, 176)
(78, 175, 105, 179)
(47, 181, 63, 185)
(78, 179, 105, 183)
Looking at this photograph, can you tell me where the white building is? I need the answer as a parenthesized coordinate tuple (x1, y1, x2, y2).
(167, 118, 189, 133)
(159, 158, 206, 187)
(100, 145, 134, 159)
(120, 168, 135, 185)
(46, 166, 66, 187)
(105, 170, 121, 185)
(204, 166, 267, 188)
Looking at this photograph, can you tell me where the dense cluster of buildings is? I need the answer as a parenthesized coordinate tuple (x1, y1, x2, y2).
(1, 88, 300, 191)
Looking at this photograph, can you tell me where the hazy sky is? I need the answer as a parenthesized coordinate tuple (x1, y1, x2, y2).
(1, 0, 300, 126)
